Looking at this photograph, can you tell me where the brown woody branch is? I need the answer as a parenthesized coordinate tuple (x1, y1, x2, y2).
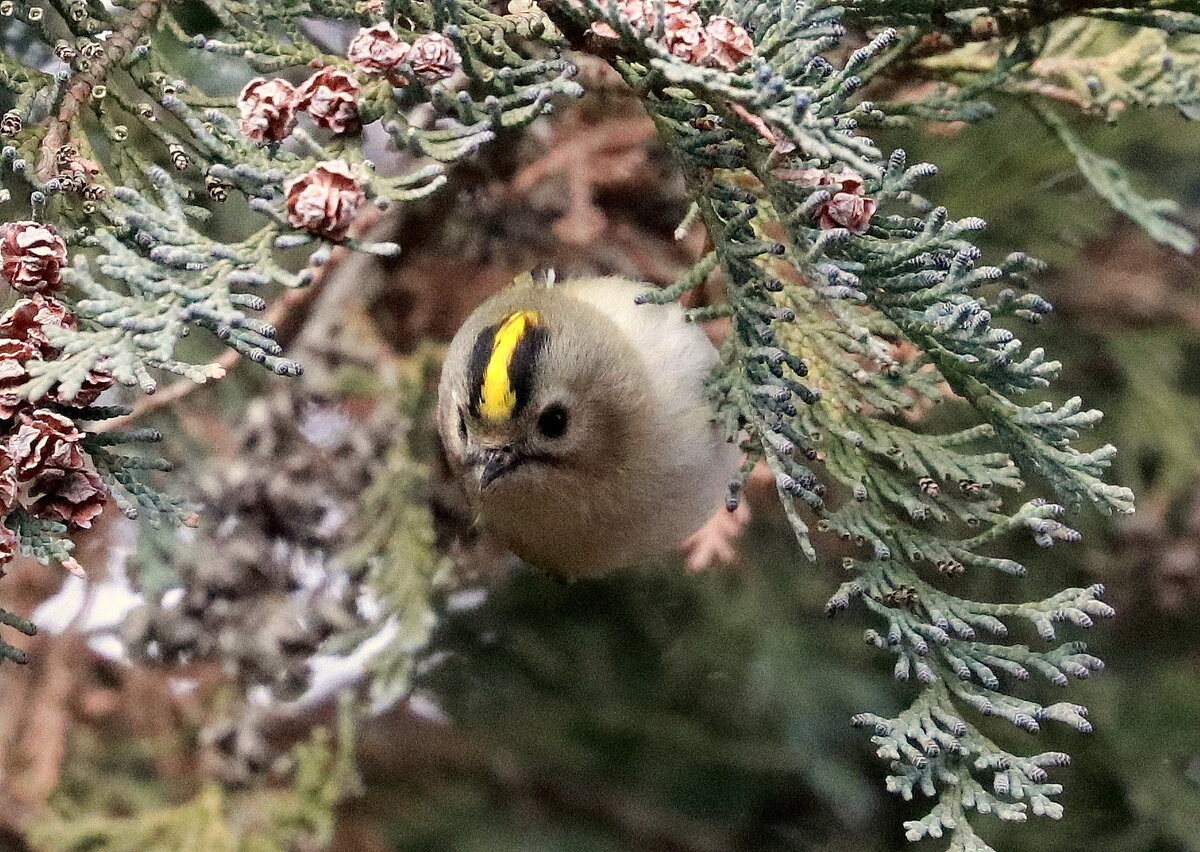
(36, 0, 163, 181)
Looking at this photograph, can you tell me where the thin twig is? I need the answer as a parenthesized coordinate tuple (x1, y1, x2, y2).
(36, 0, 163, 181)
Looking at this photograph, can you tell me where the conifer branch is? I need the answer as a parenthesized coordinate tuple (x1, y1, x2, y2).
(5, 0, 1192, 847)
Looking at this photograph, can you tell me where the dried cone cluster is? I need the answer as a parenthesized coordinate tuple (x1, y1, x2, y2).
(590, 0, 754, 71)
(237, 22, 462, 239)
(50, 144, 105, 198)
(236, 24, 461, 141)
(0, 221, 114, 569)
(778, 168, 879, 234)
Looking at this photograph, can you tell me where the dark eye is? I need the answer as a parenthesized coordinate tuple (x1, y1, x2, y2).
(536, 404, 569, 439)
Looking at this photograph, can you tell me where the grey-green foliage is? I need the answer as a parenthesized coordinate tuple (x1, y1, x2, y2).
(871, 18, 1200, 252)
(536, 0, 1163, 848)
(0, 0, 577, 649)
(0, 0, 580, 393)
(2, 0, 1194, 847)
(1031, 99, 1196, 254)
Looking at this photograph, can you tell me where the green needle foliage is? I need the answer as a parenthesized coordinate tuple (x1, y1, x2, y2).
(3, 0, 1197, 848)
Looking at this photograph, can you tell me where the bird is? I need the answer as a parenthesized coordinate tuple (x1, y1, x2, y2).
(437, 275, 741, 579)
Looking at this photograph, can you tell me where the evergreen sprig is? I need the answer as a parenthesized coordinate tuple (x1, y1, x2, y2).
(3, 0, 1193, 847)
(532, 0, 1144, 846)
(0, 0, 579, 624)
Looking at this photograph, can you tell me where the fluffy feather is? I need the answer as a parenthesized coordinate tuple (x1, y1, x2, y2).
(438, 276, 740, 578)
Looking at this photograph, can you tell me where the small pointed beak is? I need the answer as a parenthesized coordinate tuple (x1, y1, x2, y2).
(476, 447, 520, 488)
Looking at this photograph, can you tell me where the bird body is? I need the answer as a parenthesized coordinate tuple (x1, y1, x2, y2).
(437, 276, 740, 579)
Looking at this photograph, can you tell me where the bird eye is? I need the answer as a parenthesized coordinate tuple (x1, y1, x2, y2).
(536, 404, 569, 439)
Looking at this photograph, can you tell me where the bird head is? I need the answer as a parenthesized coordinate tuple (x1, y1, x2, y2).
(439, 302, 647, 498)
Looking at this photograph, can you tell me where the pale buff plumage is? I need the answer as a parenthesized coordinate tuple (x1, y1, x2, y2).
(438, 276, 740, 579)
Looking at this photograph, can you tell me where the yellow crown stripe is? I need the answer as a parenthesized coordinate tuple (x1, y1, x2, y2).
(479, 310, 540, 420)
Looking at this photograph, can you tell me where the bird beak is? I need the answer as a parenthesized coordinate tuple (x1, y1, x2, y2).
(476, 447, 520, 488)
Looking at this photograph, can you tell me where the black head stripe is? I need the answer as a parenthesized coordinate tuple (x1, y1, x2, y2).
(466, 322, 499, 417)
(508, 325, 547, 417)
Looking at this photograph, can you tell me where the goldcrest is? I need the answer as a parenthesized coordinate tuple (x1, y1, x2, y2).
(437, 275, 741, 579)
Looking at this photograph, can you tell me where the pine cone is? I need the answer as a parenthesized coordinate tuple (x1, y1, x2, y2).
(52, 365, 114, 407)
(284, 161, 366, 240)
(0, 110, 20, 136)
(408, 33, 461, 84)
(705, 16, 753, 70)
(0, 222, 68, 295)
(0, 340, 40, 420)
(29, 465, 108, 529)
(8, 408, 86, 479)
(784, 169, 878, 234)
(0, 294, 77, 355)
(663, 12, 714, 65)
(0, 521, 16, 571)
(819, 192, 877, 234)
(0, 450, 17, 512)
(294, 68, 362, 133)
(237, 77, 298, 144)
(348, 22, 410, 77)
(590, 0, 697, 36)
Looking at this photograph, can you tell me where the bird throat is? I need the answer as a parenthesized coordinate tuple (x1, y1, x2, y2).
(469, 310, 545, 421)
